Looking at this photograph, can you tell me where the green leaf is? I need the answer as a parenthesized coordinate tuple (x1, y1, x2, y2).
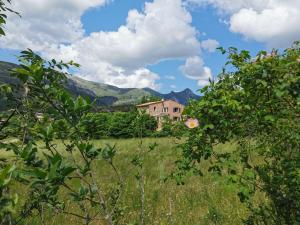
(203, 124, 214, 130)
(0, 165, 15, 187)
(0, 27, 5, 36)
(264, 115, 275, 122)
(31, 168, 47, 179)
(61, 166, 76, 177)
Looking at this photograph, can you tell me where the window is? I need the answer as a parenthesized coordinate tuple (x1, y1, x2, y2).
(173, 107, 181, 113)
(163, 107, 168, 113)
(154, 106, 156, 111)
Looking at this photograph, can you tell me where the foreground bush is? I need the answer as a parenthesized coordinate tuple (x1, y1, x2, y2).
(0, 50, 160, 225)
(179, 43, 300, 224)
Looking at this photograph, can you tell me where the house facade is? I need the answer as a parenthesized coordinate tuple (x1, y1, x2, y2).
(136, 99, 185, 130)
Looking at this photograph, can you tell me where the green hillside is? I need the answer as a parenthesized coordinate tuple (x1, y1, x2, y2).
(0, 61, 19, 85)
(68, 75, 155, 106)
(0, 61, 200, 107)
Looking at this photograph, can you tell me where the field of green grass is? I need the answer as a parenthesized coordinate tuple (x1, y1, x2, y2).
(5, 138, 248, 225)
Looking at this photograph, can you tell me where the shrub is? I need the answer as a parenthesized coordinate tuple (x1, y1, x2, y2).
(178, 43, 300, 224)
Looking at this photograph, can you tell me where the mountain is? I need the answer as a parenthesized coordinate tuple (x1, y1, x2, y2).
(67, 75, 201, 105)
(0, 61, 19, 85)
(67, 75, 157, 106)
(162, 88, 201, 105)
(0, 61, 200, 107)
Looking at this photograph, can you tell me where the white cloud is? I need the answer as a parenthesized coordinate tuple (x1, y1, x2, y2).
(201, 39, 219, 52)
(229, 5, 300, 47)
(42, 0, 206, 89)
(180, 56, 212, 86)
(170, 84, 177, 89)
(59, 0, 200, 68)
(0, 0, 213, 89)
(75, 61, 161, 90)
(185, 0, 300, 47)
(165, 75, 176, 80)
(186, 0, 269, 13)
(0, 0, 109, 51)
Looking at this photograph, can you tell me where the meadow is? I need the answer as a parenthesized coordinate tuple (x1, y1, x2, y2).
(4, 138, 248, 225)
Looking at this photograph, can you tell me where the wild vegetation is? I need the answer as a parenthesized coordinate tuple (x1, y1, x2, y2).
(0, 1, 300, 225)
(80, 111, 156, 139)
(179, 45, 300, 224)
(0, 49, 185, 225)
(1, 138, 249, 225)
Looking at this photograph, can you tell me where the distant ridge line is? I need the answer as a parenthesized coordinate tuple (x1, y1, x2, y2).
(0, 61, 200, 107)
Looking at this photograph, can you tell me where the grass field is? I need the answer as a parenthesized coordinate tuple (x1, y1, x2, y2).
(6, 138, 248, 225)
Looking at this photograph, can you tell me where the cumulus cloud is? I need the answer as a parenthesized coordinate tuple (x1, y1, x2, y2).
(74, 61, 161, 89)
(50, 0, 200, 66)
(41, 0, 207, 89)
(0, 0, 109, 51)
(180, 56, 212, 86)
(0, 0, 214, 89)
(201, 39, 219, 52)
(185, 0, 300, 47)
(229, 5, 300, 47)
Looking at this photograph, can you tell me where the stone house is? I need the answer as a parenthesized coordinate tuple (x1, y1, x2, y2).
(136, 99, 185, 130)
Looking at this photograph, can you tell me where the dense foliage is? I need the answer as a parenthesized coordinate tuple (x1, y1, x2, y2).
(0, 48, 179, 224)
(0, 49, 161, 225)
(180, 43, 300, 224)
(139, 95, 161, 104)
(79, 111, 158, 139)
(0, 0, 19, 36)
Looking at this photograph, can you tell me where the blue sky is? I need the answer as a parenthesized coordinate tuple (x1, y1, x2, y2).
(0, 0, 298, 94)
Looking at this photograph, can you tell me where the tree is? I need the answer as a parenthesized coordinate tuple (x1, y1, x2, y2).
(0, 2, 21, 223)
(139, 95, 161, 104)
(0, 0, 19, 36)
(0, 2, 158, 224)
(0, 43, 159, 225)
(108, 111, 136, 138)
(178, 43, 300, 224)
(132, 111, 158, 137)
(0, 50, 128, 224)
(79, 113, 110, 139)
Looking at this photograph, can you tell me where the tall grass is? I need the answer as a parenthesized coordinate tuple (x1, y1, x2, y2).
(6, 138, 248, 224)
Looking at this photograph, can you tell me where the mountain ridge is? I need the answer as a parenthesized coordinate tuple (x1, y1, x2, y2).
(0, 61, 200, 106)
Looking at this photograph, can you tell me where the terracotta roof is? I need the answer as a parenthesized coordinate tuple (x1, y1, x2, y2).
(136, 100, 163, 107)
